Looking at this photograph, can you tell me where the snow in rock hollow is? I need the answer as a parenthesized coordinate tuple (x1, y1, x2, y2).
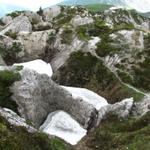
(61, 86, 108, 110)
(13, 59, 53, 77)
(40, 111, 87, 145)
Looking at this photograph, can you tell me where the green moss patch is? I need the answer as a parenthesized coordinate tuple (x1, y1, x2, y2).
(0, 70, 21, 113)
(0, 42, 22, 65)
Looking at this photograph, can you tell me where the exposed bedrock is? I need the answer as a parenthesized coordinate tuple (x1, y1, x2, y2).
(11, 69, 98, 129)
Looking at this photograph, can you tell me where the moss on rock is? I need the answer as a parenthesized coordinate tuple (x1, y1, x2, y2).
(0, 70, 21, 113)
(0, 42, 22, 65)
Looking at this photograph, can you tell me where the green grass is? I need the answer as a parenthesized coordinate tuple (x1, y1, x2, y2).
(5, 30, 18, 39)
(54, 51, 144, 103)
(85, 4, 112, 12)
(86, 111, 150, 150)
(76, 25, 91, 41)
(0, 116, 72, 150)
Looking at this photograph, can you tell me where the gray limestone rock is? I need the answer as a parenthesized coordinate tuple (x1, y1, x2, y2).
(0, 15, 32, 35)
(11, 69, 98, 129)
(43, 6, 61, 21)
(0, 107, 36, 133)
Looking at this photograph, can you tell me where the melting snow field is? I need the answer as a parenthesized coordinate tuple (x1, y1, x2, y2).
(62, 86, 108, 110)
(40, 111, 87, 145)
(13, 59, 53, 77)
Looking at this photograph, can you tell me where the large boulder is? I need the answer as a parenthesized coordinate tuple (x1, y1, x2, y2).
(11, 67, 97, 129)
(0, 15, 32, 35)
(1, 16, 13, 25)
(17, 30, 54, 60)
(43, 6, 61, 21)
(40, 110, 87, 145)
(97, 98, 134, 125)
(24, 11, 43, 25)
(132, 95, 150, 116)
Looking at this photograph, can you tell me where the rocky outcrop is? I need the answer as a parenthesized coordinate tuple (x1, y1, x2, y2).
(0, 16, 32, 35)
(50, 34, 84, 71)
(11, 68, 98, 129)
(110, 30, 144, 49)
(97, 98, 134, 125)
(71, 15, 94, 27)
(1, 16, 13, 25)
(0, 107, 36, 133)
(24, 11, 42, 24)
(0, 55, 5, 65)
(132, 95, 150, 116)
(33, 22, 52, 31)
(17, 30, 54, 60)
(40, 110, 87, 145)
(43, 6, 61, 21)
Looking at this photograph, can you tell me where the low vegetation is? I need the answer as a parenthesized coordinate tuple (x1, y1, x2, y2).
(5, 30, 18, 39)
(86, 111, 150, 150)
(0, 70, 21, 113)
(6, 11, 24, 18)
(61, 28, 74, 44)
(0, 42, 22, 65)
(85, 4, 112, 12)
(54, 51, 144, 103)
(0, 115, 72, 150)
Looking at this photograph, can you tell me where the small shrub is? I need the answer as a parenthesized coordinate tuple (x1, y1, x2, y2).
(96, 35, 120, 57)
(5, 30, 18, 39)
(6, 11, 23, 18)
(47, 32, 56, 43)
(0, 42, 22, 65)
(0, 19, 5, 26)
(61, 28, 73, 44)
(76, 25, 91, 41)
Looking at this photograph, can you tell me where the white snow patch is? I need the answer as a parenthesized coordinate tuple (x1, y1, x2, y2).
(61, 86, 108, 110)
(40, 111, 87, 145)
(13, 59, 53, 77)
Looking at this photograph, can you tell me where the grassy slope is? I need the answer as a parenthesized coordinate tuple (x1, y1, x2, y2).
(84, 111, 150, 150)
(0, 115, 72, 150)
(85, 3, 112, 12)
(54, 51, 144, 103)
